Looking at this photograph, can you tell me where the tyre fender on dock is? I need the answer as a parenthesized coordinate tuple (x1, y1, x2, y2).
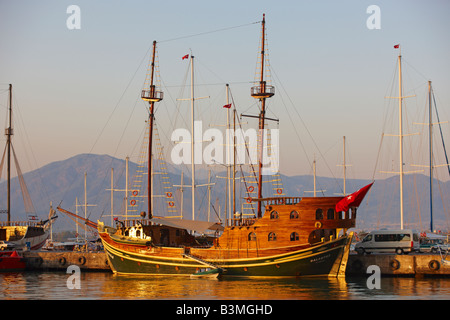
(389, 259, 400, 271)
(428, 259, 440, 271)
(78, 256, 87, 265)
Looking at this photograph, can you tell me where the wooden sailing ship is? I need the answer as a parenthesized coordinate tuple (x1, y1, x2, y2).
(0, 84, 56, 251)
(89, 15, 372, 277)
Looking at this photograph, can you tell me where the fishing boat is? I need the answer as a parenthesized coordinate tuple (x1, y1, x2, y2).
(0, 84, 56, 250)
(63, 15, 372, 277)
(0, 250, 26, 272)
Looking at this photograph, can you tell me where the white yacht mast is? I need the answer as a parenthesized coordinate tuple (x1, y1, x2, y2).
(397, 50, 405, 230)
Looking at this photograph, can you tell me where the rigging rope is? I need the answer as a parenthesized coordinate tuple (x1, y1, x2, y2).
(432, 93, 450, 179)
(158, 21, 260, 44)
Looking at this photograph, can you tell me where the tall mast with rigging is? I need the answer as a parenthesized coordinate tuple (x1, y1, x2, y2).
(397, 50, 405, 230)
(385, 45, 417, 229)
(428, 80, 434, 232)
(250, 14, 275, 218)
(6, 84, 13, 223)
(141, 41, 163, 218)
(176, 54, 210, 223)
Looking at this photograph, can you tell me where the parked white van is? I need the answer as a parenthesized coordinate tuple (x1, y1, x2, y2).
(355, 229, 420, 255)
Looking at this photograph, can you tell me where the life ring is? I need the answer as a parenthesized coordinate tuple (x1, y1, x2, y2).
(59, 257, 67, 266)
(78, 256, 86, 265)
(35, 257, 43, 267)
(248, 186, 254, 192)
(166, 192, 173, 198)
(314, 221, 322, 229)
(389, 259, 400, 270)
(132, 190, 138, 196)
(277, 188, 282, 194)
(429, 260, 440, 271)
(130, 199, 136, 206)
(246, 197, 252, 203)
(168, 201, 175, 207)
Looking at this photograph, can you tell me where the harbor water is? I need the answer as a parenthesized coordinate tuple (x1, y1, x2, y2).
(1, 271, 449, 300)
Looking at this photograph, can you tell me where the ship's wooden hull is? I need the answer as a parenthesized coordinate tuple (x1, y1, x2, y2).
(100, 231, 352, 277)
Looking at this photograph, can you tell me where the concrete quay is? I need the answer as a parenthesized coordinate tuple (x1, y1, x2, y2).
(347, 253, 450, 277)
(23, 250, 110, 271)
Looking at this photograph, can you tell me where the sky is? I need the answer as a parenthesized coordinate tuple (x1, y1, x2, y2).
(0, 0, 449, 184)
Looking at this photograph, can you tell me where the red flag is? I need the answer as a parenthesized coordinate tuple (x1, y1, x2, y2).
(182, 54, 189, 60)
(223, 104, 231, 109)
(335, 182, 374, 212)
(394, 44, 400, 49)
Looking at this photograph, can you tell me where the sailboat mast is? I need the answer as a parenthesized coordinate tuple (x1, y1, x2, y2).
(226, 84, 231, 221)
(84, 172, 87, 240)
(190, 55, 196, 222)
(256, 15, 267, 218)
(248, 14, 277, 218)
(428, 80, 433, 232)
(343, 136, 347, 196)
(141, 40, 163, 218)
(233, 107, 236, 216)
(148, 41, 157, 218)
(6, 84, 12, 223)
(398, 52, 405, 230)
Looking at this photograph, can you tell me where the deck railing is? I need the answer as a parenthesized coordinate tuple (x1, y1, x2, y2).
(0, 221, 40, 227)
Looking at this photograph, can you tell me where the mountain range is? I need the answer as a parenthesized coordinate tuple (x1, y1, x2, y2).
(0, 153, 449, 233)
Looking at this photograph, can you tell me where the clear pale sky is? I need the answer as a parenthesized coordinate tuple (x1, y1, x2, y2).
(0, 0, 449, 183)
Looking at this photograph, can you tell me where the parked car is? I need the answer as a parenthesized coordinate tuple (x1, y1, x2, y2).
(355, 229, 420, 255)
(0, 241, 17, 251)
(419, 234, 448, 253)
(431, 243, 450, 254)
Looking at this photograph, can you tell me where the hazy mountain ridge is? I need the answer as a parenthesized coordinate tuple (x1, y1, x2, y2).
(1, 153, 449, 232)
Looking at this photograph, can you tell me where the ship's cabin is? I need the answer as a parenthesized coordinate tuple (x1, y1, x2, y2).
(111, 196, 356, 249)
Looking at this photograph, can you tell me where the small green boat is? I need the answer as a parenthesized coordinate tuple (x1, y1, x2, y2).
(190, 268, 222, 279)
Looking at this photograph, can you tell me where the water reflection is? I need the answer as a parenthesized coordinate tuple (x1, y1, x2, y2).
(1, 272, 450, 300)
(100, 275, 350, 300)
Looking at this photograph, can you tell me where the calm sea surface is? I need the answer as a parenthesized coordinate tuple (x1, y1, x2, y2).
(1, 271, 449, 300)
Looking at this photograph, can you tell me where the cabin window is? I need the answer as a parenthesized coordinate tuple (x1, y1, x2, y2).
(248, 232, 257, 241)
(268, 232, 277, 241)
(290, 232, 299, 241)
(270, 211, 279, 219)
(327, 208, 335, 220)
(290, 210, 299, 219)
(351, 207, 357, 219)
(315, 209, 323, 220)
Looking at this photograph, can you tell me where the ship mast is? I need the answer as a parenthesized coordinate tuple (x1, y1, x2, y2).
(251, 14, 275, 218)
(141, 41, 163, 218)
(428, 80, 433, 232)
(397, 50, 405, 230)
(6, 84, 12, 223)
